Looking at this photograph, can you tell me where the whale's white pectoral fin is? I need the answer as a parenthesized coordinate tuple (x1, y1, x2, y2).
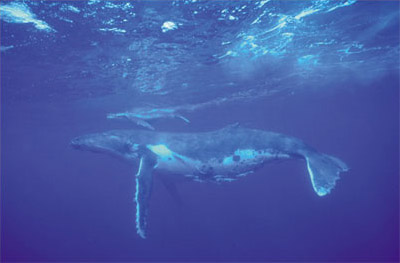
(136, 120, 155, 130)
(135, 155, 156, 238)
(175, 114, 190, 123)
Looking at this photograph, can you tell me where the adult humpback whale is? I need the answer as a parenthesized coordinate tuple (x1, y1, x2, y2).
(71, 125, 348, 238)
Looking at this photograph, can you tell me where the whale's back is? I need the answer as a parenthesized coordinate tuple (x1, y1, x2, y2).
(140, 127, 295, 165)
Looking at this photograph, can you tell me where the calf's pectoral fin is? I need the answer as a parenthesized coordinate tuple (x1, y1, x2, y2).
(135, 155, 157, 238)
(175, 114, 190, 123)
(135, 119, 155, 130)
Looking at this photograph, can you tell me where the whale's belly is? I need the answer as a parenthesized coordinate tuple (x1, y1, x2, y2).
(155, 156, 199, 174)
(203, 149, 291, 180)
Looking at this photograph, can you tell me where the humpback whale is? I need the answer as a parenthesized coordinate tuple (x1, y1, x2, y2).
(71, 125, 348, 238)
(107, 107, 189, 130)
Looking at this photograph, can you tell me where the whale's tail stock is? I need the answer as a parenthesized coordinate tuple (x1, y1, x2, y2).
(304, 151, 349, 196)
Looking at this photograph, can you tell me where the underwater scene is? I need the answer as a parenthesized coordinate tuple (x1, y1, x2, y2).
(1, 0, 399, 262)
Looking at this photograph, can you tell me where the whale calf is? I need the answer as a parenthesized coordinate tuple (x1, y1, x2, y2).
(71, 125, 348, 238)
(107, 107, 190, 130)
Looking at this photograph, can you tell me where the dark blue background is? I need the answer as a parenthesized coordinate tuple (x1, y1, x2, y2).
(1, 0, 399, 262)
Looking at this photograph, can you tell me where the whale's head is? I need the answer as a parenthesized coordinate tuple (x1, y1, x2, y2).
(70, 131, 141, 160)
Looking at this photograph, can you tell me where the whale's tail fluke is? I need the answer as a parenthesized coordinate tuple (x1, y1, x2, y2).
(305, 152, 349, 196)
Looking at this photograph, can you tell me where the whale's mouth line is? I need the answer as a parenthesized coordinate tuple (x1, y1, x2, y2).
(70, 139, 101, 153)
(70, 139, 130, 162)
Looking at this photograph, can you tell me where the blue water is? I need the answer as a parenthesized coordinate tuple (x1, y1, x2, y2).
(1, 0, 399, 262)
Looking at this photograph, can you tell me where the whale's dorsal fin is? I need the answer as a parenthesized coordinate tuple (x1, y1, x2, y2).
(222, 122, 241, 130)
(135, 154, 157, 239)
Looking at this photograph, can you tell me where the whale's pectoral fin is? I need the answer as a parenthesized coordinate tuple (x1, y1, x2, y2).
(175, 114, 190, 123)
(135, 119, 155, 130)
(135, 155, 157, 238)
(305, 153, 349, 196)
